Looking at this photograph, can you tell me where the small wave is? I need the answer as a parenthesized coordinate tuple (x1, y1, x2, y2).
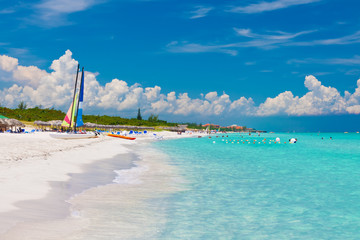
(113, 163, 148, 184)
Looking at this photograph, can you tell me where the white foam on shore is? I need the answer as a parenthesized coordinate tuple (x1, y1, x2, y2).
(113, 161, 148, 184)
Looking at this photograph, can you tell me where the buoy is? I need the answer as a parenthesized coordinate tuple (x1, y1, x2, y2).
(213, 141, 215, 144)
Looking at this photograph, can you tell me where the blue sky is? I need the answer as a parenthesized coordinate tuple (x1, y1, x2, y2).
(1, 0, 360, 131)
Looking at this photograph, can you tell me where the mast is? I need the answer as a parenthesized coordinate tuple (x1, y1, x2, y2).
(69, 64, 80, 130)
(74, 67, 84, 132)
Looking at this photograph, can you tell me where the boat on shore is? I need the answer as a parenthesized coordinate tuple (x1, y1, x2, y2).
(50, 132, 98, 139)
(107, 133, 136, 140)
(51, 64, 96, 140)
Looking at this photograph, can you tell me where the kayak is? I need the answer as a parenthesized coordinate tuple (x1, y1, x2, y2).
(107, 133, 136, 140)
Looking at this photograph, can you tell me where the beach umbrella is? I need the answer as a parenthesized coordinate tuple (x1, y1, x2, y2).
(84, 122, 96, 128)
(47, 120, 62, 126)
(5, 118, 25, 127)
(0, 118, 7, 126)
(34, 120, 49, 126)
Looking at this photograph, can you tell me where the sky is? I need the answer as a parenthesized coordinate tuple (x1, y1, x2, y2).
(1, 0, 360, 132)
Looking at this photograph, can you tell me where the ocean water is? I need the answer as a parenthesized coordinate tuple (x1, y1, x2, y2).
(151, 133, 360, 239)
(8, 133, 360, 239)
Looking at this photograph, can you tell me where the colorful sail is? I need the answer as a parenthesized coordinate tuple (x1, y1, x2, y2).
(76, 68, 84, 127)
(61, 93, 78, 127)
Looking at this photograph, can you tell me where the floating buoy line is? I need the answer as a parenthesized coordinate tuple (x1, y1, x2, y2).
(206, 135, 297, 145)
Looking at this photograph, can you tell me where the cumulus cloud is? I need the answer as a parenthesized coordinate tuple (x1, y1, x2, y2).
(1, 50, 360, 118)
(0, 55, 18, 72)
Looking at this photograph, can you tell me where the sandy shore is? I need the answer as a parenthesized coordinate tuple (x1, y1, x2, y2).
(0, 130, 201, 239)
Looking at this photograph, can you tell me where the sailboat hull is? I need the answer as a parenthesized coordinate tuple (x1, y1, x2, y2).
(50, 132, 98, 139)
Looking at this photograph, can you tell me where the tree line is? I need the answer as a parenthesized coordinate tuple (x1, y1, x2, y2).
(0, 104, 177, 127)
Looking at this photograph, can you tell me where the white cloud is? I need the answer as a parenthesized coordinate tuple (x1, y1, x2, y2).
(288, 31, 360, 46)
(1, 51, 360, 118)
(234, 28, 315, 40)
(189, 6, 214, 19)
(288, 55, 360, 66)
(32, 0, 103, 27)
(257, 75, 348, 116)
(36, 0, 97, 14)
(167, 42, 238, 56)
(167, 28, 316, 54)
(168, 29, 360, 56)
(0, 55, 18, 72)
(13, 66, 48, 87)
(228, 0, 321, 14)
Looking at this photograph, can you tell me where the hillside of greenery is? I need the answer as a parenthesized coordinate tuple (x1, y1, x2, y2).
(0, 106, 182, 127)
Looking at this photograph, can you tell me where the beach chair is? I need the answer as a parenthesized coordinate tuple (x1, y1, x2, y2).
(153, 133, 163, 140)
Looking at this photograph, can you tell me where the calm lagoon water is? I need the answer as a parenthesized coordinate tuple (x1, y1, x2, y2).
(152, 133, 360, 239)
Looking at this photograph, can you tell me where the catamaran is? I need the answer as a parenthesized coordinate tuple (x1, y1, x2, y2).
(50, 65, 97, 139)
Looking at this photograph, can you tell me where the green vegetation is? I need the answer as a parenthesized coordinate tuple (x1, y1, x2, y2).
(0, 105, 254, 130)
(182, 122, 203, 130)
(0, 106, 177, 127)
(0, 106, 64, 122)
(147, 114, 158, 122)
(137, 108, 142, 120)
(17, 101, 27, 110)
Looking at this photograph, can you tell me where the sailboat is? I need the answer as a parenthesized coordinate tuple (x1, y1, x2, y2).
(50, 65, 97, 139)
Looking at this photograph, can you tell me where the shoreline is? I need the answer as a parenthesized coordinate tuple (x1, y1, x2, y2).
(0, 131, 199, 239)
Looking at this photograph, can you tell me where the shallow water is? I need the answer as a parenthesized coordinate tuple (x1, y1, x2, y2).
(152, 133, 360, 239)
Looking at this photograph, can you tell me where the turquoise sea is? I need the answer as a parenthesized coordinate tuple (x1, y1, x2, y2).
(151, 133, 360, 239)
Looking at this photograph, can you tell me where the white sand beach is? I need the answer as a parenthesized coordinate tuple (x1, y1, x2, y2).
(0, 130, 201, 239)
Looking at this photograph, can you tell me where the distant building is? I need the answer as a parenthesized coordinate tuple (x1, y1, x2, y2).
(223, 125, 245, 131)
(202, 123, 220, 128)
